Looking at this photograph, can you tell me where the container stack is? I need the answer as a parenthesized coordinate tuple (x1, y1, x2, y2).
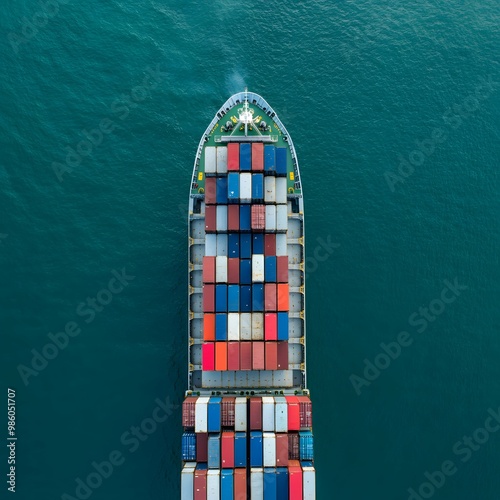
(202, 144, 291, 373)
(181, 395, 315, 498)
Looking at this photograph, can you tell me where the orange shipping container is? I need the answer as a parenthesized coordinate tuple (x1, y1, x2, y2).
(234, 468, 247, 498)
(277, 283, 289, 311)
(203, 314, 215, 341)
(215, 342, 228, 371)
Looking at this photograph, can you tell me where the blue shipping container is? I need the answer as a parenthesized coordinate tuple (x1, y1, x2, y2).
(181, 432, 196, 461)
(228, 285, 240, 312)
(277, 312, 288, 341)
(265, 256, 277, 282)
(228, 233, 239, 257)
(252, 173, 264, 200)
(215, 285, 227, 312)
(253, 234, 264, 254)
(275, 147, 287, 177)
(240, 233, 252, 258)
(252, 284, 264, 311)
(227, 173, 239, 203)
(216, 313, 227, 341)
(240, 143, 251, 171)
(234, 431, 247, 467)
(208, 397, 222, 432)
(299, 431, 314, 461)
(250, 431, 263, 467)
(207, 434, 220, 469)
(264, 145, 276, 173)
(240, 205, 251, 232)
(276, 468, 289, 500)
(264, 468, 277, 500)
(240, 286, 252, 312)
(221, 470, 234, 499)
(240, 259, 252, 285)
(216, 177, 228, 203)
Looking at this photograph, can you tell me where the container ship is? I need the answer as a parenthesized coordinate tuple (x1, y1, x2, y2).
(181, 90, 315, 499)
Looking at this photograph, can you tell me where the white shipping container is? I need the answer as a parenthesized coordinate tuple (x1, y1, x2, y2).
(216, 256, 228, 283)
(207, 470, 220, 500)
(235, 397, 247, 431)
(274, 396, 288, 432)
(275, 177, 287, 204)
(250, 468, 264, 499)
(206, 234, 217, 257)
(205, 147, 216, 174)
(265, 205, 276, 231)
(195, 396, 210, 433)
(216, 146, 228, 174)
(252, 254, 265, 282)
(251, 313, 264, 340)
(240, 173, 252, 203)
(216, 234, 228, 256)
(263, 432, 276, 467)
(228, 313, 240, 341)
(276, 234, 287, 256)
(181, 464, 196, 500)
(303, 466, 316, 499)
(276, 204, 288, 231)
(240, 313, 252, 340)
(264, 176, 276, 203)
(262, 397, 275, 431)
(216, 205, 228, 232)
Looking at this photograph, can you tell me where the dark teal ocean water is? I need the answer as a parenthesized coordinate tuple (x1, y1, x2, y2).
(1, 1, 499, 499)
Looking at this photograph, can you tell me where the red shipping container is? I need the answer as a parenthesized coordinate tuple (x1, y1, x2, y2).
(252, 342, 265, 370)
(205, 177, 216, 204)
(250, 397, 262, 430)
(182, 396, 198, 427)
(196, 432, 208, 462)
(265, 313, 278, 341)
(203, 285, 215, 313)
(221, 431, 235, 468)
(228, 204, 240, 231)
(277, 284, 289, 311)
(276, 256, 289, 283)
(265, 341, 278, 370)
(276, 433, 289, 466)
(296, 396, 313, 428)
(215, 342, 227, 371)
(286, 396, 300, 431)
(251, 205, 265, 230)
(203, 314, 215, 341)
(227, 258, 240, 284)
(227, 342, 240, 370)
(264, 234, 276, 256)
(240, 342, 252, 370)
(277, 341, 288, 370)
(227, 143, 240, 171)
(194, 467, 207, 500)
(288, 433, 299, 460)
(221, 397, 235, 427)
(234, 469, 247, 498)
(265, 284, 277, 311)
(205, 205, 216, 232)
(202, 342, 215, 371)
(288, 460, 303, 500)
(252, 143, 264, 171)
(203, 256, 216, 284)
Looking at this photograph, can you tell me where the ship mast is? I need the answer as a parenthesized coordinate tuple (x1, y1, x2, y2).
(238, 87, 254, 137)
